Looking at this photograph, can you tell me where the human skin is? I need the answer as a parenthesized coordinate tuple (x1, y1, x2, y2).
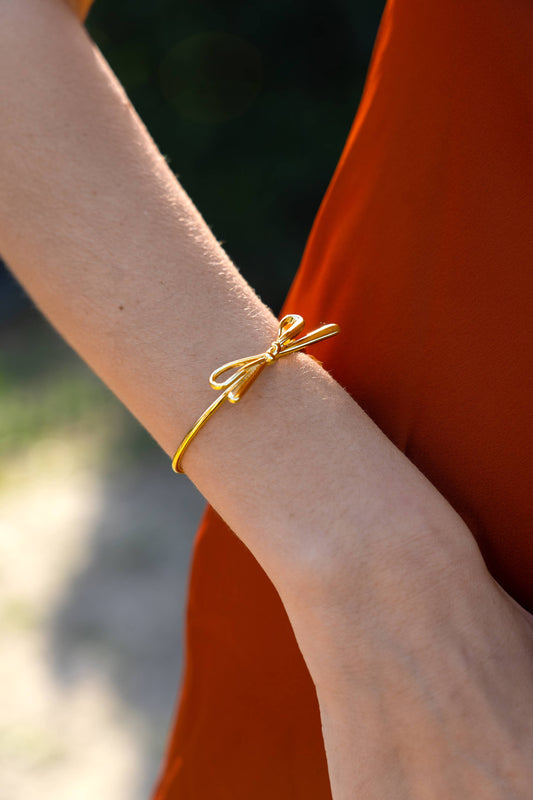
(1, 0, 532, 796)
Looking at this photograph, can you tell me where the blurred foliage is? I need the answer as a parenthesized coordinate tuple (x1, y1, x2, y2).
(0, 0, 386, 317)
(0, 1, 387, 463)
(0, 314, 155, 482)
(83, 0, 386, 313)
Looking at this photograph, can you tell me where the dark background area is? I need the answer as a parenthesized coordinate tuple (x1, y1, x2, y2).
(0, 0, 386, 319)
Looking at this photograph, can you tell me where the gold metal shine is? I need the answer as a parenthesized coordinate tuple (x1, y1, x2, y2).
(171, 314, 340, 473)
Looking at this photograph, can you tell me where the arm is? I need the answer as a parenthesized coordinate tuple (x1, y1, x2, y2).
(2, 1, 532, 796)
(0, 0, 467, 593)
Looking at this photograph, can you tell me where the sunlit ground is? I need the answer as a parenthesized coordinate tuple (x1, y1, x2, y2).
(0, 309, 206, 799)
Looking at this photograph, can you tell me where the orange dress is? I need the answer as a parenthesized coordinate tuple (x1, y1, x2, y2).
(75, 0, 533, 796)
(65, 0, 94, 21)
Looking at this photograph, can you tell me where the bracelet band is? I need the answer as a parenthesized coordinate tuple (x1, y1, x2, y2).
(171, 313, 340, 473)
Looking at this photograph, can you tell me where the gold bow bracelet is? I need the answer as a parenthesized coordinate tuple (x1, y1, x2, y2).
(171, 314, 340, 473)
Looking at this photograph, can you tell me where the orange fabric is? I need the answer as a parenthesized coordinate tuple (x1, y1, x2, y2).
(151, 0, 533, 796)
(62, 0, 94, 23)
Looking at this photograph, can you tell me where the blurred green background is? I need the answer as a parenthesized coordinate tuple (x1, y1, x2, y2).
(87, 0, 385, 312)
(0, 2, 387, 797)
(1, 0, 386, 318)
(0, 0, 387, 482)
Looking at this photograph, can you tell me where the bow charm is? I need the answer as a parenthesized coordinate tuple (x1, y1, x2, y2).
(210, 314, 340, 403)
(172, 313, 339, 472)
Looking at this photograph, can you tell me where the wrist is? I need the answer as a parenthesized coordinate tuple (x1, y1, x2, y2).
(289, 547, 533, 800)
(281, 512, 487, 697)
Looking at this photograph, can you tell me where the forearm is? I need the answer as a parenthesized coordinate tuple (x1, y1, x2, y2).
(0, 0, 478, 594)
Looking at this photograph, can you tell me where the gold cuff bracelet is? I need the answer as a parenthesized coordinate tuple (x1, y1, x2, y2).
(171, 313, 340, 474)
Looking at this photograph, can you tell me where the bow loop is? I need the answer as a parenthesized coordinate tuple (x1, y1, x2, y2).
(208, 314, 340, 404)
(276, 313, 306, 345)
(210, 353, 265, 393)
